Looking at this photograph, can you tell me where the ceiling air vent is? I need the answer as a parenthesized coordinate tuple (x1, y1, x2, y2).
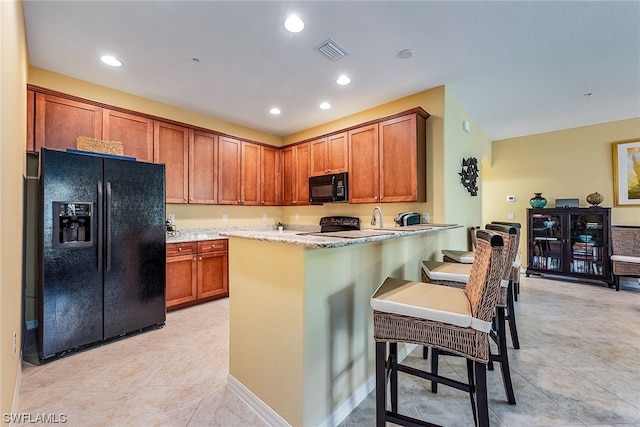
(317, 39, 349, 61)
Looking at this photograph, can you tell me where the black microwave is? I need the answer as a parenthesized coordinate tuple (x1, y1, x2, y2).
(309, 172, 348, 204)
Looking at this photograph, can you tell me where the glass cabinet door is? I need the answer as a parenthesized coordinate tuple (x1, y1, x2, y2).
(530, 212, 563, 271)
(570, 212, 605, 275)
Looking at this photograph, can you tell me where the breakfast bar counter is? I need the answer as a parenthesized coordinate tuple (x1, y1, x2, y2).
(222, 224, 459, 426)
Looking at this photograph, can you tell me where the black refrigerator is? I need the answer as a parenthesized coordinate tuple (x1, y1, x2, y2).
(39, 148, 166, 361)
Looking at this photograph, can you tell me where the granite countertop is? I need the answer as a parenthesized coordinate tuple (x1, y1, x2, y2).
(217, 224, 461, 248)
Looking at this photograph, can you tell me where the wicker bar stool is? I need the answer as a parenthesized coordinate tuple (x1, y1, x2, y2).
(441, 226, 480, 263)
(489, 221, 522, 301)
(423, 224, 519, 405)
(371, 230, 505, 427)
(423, 223, 522, 350)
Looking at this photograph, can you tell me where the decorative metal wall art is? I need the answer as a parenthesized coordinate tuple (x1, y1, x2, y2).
(459, 157, 479, 196)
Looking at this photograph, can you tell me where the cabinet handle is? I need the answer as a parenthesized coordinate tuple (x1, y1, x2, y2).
(190, 197, 193, 201)
(184, 198, 187, 201)
(178, 247, 182, 251)
(199, 257, 202, 261)
(193, 257, 196, 262)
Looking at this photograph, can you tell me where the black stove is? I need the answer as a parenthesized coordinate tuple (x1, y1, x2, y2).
(319, 216, 360, 233)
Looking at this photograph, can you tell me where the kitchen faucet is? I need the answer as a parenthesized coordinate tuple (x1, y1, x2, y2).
(371, 206, 384, 228)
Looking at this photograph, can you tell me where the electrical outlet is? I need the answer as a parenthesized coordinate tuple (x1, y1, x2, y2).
(168, 213, 175, 222)
(422, 213, 430, 223)
(508, 212, 515, 220)
(506, 195, 516, 202)
(295, 214, 300, 221)
(262, 213, 268, 220)
(222, 214, 228, 221)
(12, 331, 17, 356)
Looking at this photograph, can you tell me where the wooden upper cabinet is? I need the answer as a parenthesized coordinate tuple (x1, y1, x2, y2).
(327, 132, 348, 174)
(154, 121, 189, 203)
(241, 141, 261, 205)
(218, 136, 242, 205)
(295, 142, 310, 205)
(282, 143, 310, 205)
(103, 109, 154, 162)
(348, 124, 379, 203)
(26, 90, 35, 152)
(310, 132, 348, 176)
(310, 137, 328, 176)
(379, 114, 426, 202)
(260, 145, 280, 205)
(35, 93, 102, 152)
(281, 146, 295, 205)
(189, 129, 218, 204)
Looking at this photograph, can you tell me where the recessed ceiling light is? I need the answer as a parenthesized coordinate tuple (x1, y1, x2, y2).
(319, 102, 331, 110)
(284, 15, 304, 33)
(398, 49, 413, 59)
(100, 55, 122, 67)
(336, 75, 351, 85)
(270, 107, 281, 115)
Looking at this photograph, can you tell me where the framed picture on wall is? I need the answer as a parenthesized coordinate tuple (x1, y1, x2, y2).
(612, 139, 640, 206)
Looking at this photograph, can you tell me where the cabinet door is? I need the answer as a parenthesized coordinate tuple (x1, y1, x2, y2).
(189, 130, 218, 204)
(218, 136, 242, 205)
(166, 254, 197, 308)
(281, 146, 296, 205)
(103, 109, 154, 162)
(294, 142, 310, 205)
(241, 141, 261, 205)
(528, 209, 564, 273)
(348, 124, 379, 203)
(379, 114, 417, 202)
(310, 137, 329, 176)
(154, 121, 189, 203)
(327, 132, 348, 174)
(197, 251, 229, 299)
(261, 145, 280, 205)
(568, 209, 610, 278)
(27, 90, 35, 152)
(35, 93, 102, 152)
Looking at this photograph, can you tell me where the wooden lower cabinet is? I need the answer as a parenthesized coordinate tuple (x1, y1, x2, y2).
(166, 239, 228, 310)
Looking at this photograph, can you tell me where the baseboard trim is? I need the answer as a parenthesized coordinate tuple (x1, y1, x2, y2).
(228, 343, 417, 427)
(227, 375, 290, 427)
(11, 358, 22, 426)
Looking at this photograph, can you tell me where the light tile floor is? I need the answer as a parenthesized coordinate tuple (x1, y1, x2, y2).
(17, 276, 640, 426)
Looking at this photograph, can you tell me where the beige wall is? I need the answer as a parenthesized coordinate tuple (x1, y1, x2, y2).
(484, 118, 640, 259)
(1, 0, 27, 419)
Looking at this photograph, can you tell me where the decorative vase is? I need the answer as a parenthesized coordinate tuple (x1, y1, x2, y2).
(586, 191, 604, 207)
(529, 193, 548, 208)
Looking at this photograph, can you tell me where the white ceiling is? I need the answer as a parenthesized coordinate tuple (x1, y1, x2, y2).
(22, 1, 640, 141)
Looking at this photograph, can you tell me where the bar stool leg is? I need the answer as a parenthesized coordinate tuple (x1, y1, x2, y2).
(431, 347, 439, 393)
(474, 361, 490, 427)
(375, 341, 386, 427)
(390, 343, 398, 413)
(506, 282, 520, 349)
(466, 359, 477, 426)
(496, 306, 516, 404)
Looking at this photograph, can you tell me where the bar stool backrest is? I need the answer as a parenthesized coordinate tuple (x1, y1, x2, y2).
(485, 224, 519, 281)
(464, 230, 505, 323)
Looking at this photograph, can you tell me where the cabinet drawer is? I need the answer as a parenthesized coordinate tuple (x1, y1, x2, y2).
(167, 242, 197, 257)
(198, 239, 228, 253)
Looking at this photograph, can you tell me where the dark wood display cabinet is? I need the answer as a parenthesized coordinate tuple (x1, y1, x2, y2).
(526, 207, 613, 285)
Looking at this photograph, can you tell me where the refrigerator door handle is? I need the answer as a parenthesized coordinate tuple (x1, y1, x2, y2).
(97, 181, 103, 272)
(106, 181, 112, 272)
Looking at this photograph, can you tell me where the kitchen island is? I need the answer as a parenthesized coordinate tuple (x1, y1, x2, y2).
(220, 224, 460, 427)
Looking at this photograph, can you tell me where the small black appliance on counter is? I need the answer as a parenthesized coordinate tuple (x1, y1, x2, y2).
(394, 212, 421, 226)
(319, 216, 360, 232)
